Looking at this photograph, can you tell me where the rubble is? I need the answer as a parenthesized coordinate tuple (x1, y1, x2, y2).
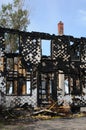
(0, 100, 86, 125)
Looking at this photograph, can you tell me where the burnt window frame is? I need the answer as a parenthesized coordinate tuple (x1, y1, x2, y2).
(5, 55, 32, 96)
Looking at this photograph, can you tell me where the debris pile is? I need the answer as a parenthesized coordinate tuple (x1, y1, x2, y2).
(0, 100, 86, 124)
(0, 103, 36, 124)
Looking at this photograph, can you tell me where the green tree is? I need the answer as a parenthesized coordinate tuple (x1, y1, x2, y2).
(0, 0, 30, 52)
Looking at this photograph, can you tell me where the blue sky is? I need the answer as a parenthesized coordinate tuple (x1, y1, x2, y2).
(0, 0, 86, 55)
(27, 0, 86, 37)
(0, 0, 86, 37)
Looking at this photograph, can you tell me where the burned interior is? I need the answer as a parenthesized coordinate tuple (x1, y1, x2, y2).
(0, 26, 86, 109)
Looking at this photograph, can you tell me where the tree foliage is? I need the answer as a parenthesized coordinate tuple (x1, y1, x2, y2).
(0, 0, 30, 52)
(0, 0, 29, 30)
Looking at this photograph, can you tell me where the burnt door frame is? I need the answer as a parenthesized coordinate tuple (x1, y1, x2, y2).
(37, 71, 57, 106)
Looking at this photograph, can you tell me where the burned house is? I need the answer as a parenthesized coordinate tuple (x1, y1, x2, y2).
(0, 22, 86, 109)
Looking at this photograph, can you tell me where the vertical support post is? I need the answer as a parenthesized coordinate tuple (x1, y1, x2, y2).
(52, 72, 57, 101)
(37, 71, 41, 106)
(73, 76, 76, 95)
(68, 75, 71, 94)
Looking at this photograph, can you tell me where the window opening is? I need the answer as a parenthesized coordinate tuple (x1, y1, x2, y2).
(6, 81, 13, 95)
(4, 33, 20, 53)
(26, 80, 31, 95)
(41, 40, 50, 56)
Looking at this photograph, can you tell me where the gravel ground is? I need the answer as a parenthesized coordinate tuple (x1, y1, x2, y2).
(0, 117, 86, 130)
